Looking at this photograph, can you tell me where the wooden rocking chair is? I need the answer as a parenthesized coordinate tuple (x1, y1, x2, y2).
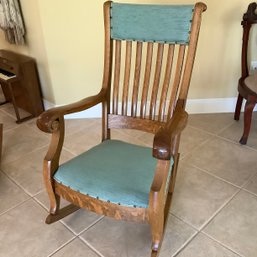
(37, 2, 206, 256)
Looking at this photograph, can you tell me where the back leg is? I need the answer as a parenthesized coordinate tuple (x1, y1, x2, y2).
(240, 97, 256, 144)
(234, 94, 243, 121)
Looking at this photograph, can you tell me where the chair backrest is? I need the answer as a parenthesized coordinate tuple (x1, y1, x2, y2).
(241, 2, 257, 79)
(101, 1, 206, 137)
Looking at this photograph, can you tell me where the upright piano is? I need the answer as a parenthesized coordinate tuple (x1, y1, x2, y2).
(0, 50, 44, 123)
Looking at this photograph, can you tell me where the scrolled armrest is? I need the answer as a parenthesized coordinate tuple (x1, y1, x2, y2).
(37, 89, 107, 133)
(153, 106, 188, 160)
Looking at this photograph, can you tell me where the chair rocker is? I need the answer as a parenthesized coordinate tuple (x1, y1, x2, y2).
(235, 2, 257, 144)
(37, 2, 206, 256)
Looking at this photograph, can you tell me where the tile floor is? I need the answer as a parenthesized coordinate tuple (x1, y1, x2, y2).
(1, 103, 257, 257)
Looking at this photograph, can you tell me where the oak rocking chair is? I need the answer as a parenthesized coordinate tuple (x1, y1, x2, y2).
(235, 2, 257, 144)
(37, 2, 206, 256)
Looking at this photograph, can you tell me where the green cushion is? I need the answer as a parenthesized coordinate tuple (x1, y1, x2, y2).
(110, 3, 194, 44)
(54, 140, 173, 208)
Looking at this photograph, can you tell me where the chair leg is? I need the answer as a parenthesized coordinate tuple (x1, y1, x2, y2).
(164, 153, 180, 224)
(234, 94, 243, 121)
(46, 202, 80, 224)
(150, 154, 180, 257)
(150, 210, 164, 257)
(240, 97, 256, 145)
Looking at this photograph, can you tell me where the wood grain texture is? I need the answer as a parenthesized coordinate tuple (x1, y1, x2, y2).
(112, 40, 122, 115)
(55, 182, 148, 222)
(168, 45, 186, 118)
(149, 44, 164, 120)
(122, 41, 132, 115)
(108, 114, 163, 134)
(140, 42, 153, 118)
(131, 42, 143, 117)
(158, 45, 174, 122)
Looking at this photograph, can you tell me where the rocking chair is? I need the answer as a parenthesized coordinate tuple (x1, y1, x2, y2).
(37, 2, 206, 256)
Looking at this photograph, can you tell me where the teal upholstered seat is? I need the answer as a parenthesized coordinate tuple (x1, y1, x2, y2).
(54, 140, 173, 208)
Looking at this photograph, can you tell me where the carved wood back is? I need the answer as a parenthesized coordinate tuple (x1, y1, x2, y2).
(101, 1, 206, 135)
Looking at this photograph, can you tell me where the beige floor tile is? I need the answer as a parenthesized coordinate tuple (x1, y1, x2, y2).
(188, 113, 234, 134)
(81, 214, 196, 257)
(112, 128, 147, 145)
(179, 126, 212, 158)
(219, 119, 257, 150)
(204, 191, 257, 257)
(2, 125, 49, 164)
(243, 172, 257, 196)
(81, 216, 152, 257)
(170, 163, 237, 229)
(176, 233, 240, 257)
(159, 215, 197, 257)
(51, 238, 99, 257)
(63, 124, 102, 155)
(188, 137, 257, 186)
(64, 118, 99, 137)
(0, 111, 19, 131)
(0, 199, 74, 257)
(35, 190, 102, 235)
(137, 131, 154, 147)
(1, 147, 74, 196)
(0, 171, 29, 215)
(0, 103, 32, 121)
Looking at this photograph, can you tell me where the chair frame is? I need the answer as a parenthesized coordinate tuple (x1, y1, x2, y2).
(37, 2, 206, 256)
(235, 2, 257, 144)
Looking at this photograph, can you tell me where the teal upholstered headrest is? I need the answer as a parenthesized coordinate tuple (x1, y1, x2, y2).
(110, 3, 194, 44)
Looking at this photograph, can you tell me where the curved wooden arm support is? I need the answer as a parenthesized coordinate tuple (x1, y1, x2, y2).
(195, 2, 207, 12)
(37, 89, 107, 133)
(153, 105, 188, 160)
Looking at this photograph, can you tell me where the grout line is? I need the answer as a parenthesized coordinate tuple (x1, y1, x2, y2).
(201, 232, 245, 257)
(0, 197, 31, 218)
(169, 213, 200, 232)
(241, 187, 257, 198)
(47, 236, 77, 257)
(190, 164, 242, 189)
(214, 133, 257, 153)
(180, 134, 215, 161)
(172, 189, 243, 256)
(1, 169, 33, 198)
(198, 188, 241, 231)
(79, 236, 105, 257)
(76, 215, 105, 236)
(32, 195, 48, 211)
(215, 120, 237, 135)
(239, 169, 257, 189)
(172, 230, 199, 257)
(60, 215, 104, 236)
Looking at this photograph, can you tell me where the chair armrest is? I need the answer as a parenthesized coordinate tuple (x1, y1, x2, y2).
(153, 105, 188, 160)
(37, 89, 107, 133)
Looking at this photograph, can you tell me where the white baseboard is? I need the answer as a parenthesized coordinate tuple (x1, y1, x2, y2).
(43, 97, 256, 119)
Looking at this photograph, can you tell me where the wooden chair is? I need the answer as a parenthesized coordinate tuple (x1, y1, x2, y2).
(235, 2, 257, 144)
(37, 2, 206, 256)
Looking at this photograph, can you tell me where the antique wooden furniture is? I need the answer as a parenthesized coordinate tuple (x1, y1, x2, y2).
(0, 50, 44, 123)
(37, 2, 206, 256)
(235, 2, 257, 144)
